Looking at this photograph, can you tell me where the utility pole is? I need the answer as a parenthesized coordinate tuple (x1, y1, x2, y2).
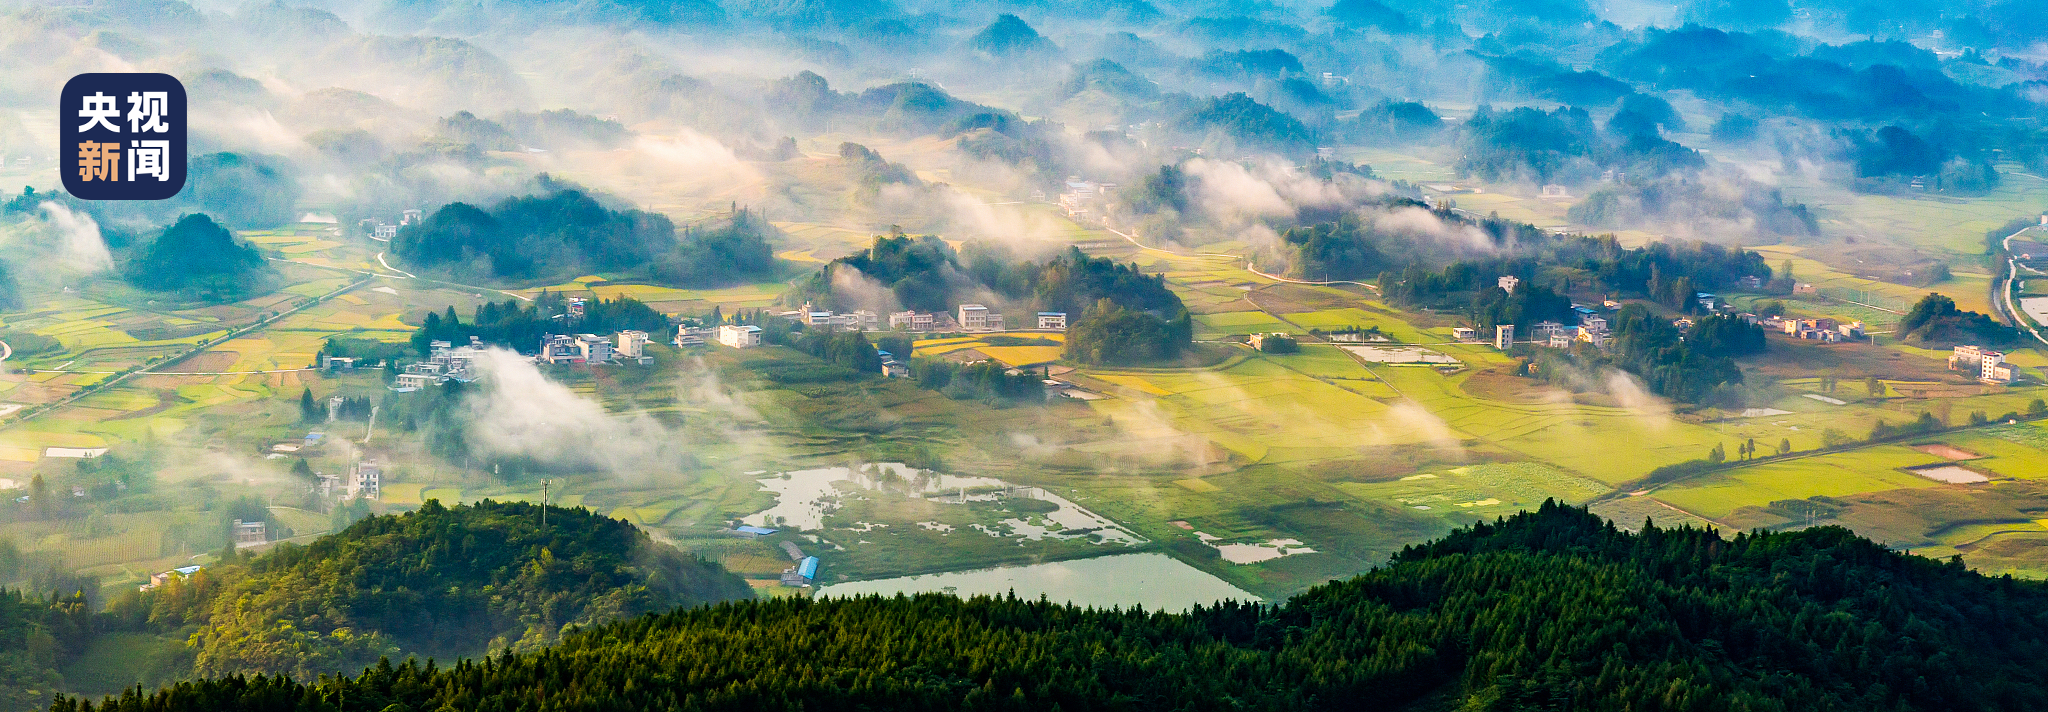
(541, 478, 549, 528)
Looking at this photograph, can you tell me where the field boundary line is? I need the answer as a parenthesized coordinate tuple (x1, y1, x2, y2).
(1597, 413, 2048, 506)
(0, 276, 373, 431)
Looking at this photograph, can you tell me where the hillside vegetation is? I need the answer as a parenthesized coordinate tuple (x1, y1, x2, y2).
(0, 501, 750, 703)
(393, 182, 775, 285)
(54, 503, 2048, 711)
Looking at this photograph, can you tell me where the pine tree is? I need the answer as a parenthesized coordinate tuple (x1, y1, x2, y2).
(298, 388, 319, 423)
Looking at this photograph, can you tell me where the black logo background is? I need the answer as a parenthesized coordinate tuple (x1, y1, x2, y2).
(59, 73, 187, 201)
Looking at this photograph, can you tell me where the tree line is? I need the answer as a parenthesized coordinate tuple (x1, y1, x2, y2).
(408, 294, 671, 355)
(47, 501, 2048, 712)
(791, 236, 1193, 365)
(1529, 305, 1766, 404)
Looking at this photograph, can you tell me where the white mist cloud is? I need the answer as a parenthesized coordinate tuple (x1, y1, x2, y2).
(939, 187, 1073, 250)
(1603, 370, 1672, 431)
(37, 203, 112, 272)
(1372, 206, 1497, 250)
(193, 107, 309, 156)
(828, 265, 904, 314)
(631, 130, 762, 187)
(1183, 158, 1292, 220)
(1387, 400, 1464, 453)
(463, 348, 690, 480)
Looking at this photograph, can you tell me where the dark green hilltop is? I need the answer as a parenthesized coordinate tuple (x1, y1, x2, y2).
(15, 502, 2048, 712)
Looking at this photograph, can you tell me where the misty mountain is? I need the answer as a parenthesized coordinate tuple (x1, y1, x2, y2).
(123, 214, 273, 301)
(966, 14, 1059, 59)
(392, 180, 777, 285)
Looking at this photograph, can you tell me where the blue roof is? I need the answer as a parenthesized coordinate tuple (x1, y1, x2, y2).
(798, 556, 819, 578)
(735, 525, 778, 536)
(172, 565, 203, 575)
(1038, 312, 1065, 316)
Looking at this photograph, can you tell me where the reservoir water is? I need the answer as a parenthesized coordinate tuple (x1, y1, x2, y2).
(817, 552, 1260, 612)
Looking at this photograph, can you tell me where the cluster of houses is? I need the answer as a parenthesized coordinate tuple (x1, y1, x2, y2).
(1950, 345, 2020, 384)
(1752, 315, 1865, 342)
(1460, 310, 1613, 351)
(361, 209, 424, 240)
(232, 519, 269, 549)
(538, 330, 651, 366)
(677, 304, 1069, 353)
(1057, 178, 1118, 225)
(393, 338, 488, 390)
(1462, 283, 1886, 353)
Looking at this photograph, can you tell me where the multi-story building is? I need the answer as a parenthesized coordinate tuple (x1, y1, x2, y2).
(1495, 324, 1515, 350)
(232, 519, 268, 548)
(717, 324, 763, 348)
(348, 459, 381, 499)
(578, 334, 614, 363)
(958, 304, 990, 330)
(674, 326, 709, 346)
(1953, 345, 2018, 383)
(1497, 275, 1519, 294)
(539, 334, 581, 363)
(1985, 360, 2019, 384)
(1528, 321, 1567, 342)
(1577, 326, 1608, 347)
(801, 302, 833, 327)
(1951, 344, 1990, 371)
(1037, 312, 1067, 330)
(616, 330, 649, 359)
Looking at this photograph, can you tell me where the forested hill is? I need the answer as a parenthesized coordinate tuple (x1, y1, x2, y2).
(53, 501, 751, 687)
(392, 182, 777, 286)
(59, 502, 2048, 712)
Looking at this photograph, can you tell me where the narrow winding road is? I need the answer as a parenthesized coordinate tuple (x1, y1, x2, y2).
(1999, 226, 2048, 348)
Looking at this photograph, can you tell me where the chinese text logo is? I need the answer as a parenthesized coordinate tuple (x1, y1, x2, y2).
(60, 73, 185, 200)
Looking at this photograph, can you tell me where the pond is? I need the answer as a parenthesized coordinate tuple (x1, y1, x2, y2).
(1338, 344, 1458, 364)
(740, 463, 1145, 545)
(817, 552, 1261, 612)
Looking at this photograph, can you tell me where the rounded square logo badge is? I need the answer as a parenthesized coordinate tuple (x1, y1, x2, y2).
(59, 73, 187, 201)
